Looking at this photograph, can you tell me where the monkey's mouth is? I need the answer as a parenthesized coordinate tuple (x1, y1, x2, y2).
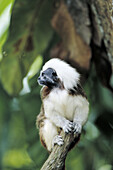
(38, 76, 56, 87)
(38, 79, 45, 85)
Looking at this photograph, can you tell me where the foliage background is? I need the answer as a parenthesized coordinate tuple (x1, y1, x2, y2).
(0, 0, 113, 170)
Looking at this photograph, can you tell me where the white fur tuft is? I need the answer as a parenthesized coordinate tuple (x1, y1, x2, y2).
(42, 58, 80, 90)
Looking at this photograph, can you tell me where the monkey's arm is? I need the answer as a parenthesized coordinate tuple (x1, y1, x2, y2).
(45, 110, 74, 134)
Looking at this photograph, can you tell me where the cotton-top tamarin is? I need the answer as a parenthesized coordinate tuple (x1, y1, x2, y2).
(36, 58, 89, 152)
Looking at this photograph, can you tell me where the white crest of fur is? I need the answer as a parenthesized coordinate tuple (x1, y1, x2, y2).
(42, 58, 80, 90)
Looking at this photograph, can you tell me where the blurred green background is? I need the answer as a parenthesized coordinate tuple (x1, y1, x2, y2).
(0, 0, 113, 170)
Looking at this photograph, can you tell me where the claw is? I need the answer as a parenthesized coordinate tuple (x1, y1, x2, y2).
(63, 120, 74, 134)
(73, 123, 82, 135)
(52, 135, 64, 148)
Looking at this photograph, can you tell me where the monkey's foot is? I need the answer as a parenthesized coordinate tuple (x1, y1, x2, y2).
(63, 120, 74, 133)
(52, 135, 64, 148)
(73, 123, 82, 135)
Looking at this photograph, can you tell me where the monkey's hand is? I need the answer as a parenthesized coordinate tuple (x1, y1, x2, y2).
(52, 135, 64, 148)
(62, 120, 74, 134)
(73, 122, 82, 135)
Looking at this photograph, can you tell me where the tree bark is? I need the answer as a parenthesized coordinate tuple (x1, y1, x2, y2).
(41, 131, 79, 170)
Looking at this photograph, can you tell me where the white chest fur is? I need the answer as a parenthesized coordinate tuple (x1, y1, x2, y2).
(43, 89, 86, 121)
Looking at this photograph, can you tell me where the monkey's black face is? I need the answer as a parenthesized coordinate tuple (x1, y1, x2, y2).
(38, 68, 59, 88)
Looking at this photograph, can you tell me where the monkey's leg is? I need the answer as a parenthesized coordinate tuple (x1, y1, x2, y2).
(39, 119, 63, 152)
(73, 101, 89, 135)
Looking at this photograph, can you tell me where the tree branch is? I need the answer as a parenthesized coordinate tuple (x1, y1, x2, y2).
(41, 131, 79, 170)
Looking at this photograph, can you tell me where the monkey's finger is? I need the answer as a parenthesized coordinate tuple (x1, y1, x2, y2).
(65, 127, 73, 133)
(73, 123, 82, 134)
(52, 135, 64, 147)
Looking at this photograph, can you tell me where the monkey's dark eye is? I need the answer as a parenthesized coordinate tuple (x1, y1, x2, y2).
(42, 72, 44, 76)
(52, 72, 57, 76)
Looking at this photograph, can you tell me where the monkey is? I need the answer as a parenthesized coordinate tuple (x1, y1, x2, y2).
(36, 58, 89, 152)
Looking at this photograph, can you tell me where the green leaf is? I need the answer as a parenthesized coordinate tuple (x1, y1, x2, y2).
(0, 83, 12, 168)
(0, 56, 23, 95)
(0, 29, 8, 61)
(98, 164, 112, 170)
(0, 0, 54, 95)
(0, 0, 14, 16)
(3, 149, 33, 168)
(27, 55, 43, 80)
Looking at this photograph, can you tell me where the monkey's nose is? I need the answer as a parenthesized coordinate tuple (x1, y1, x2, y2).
(43, 75, 47, 80)
(38, 76, 40, 80)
